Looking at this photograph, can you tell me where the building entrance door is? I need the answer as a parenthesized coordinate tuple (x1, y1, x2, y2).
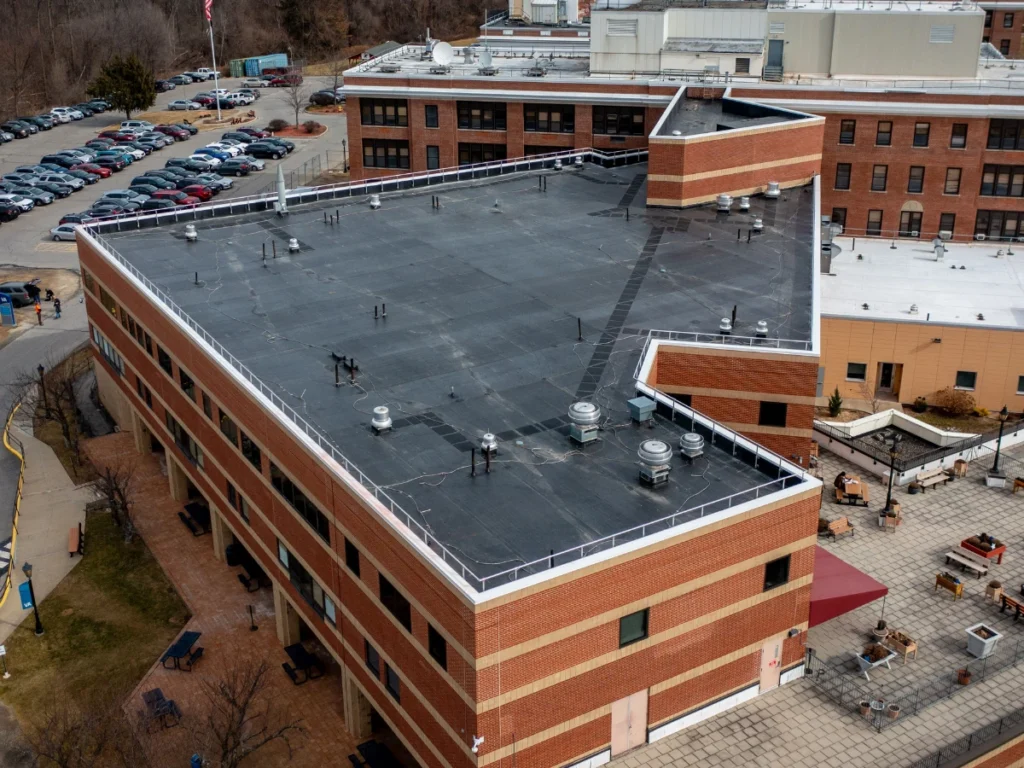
(610, 689, 648, 757)
(878, 363, 894, 392)
(760, 636, 783, 692)
(767, 39, 784, 69)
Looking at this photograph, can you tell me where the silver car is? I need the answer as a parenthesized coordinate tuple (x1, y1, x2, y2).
(2, 173, 41, 186)
(0, 194, 34, 212)
(102, 190, 150, 205)
(38, 173, 84, 190)
(169, 100, 202, 111)
(196, 172, 232, 190)
(49, 224, 78, 241)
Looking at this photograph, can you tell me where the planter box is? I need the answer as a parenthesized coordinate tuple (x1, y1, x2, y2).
(986, 472, 1007, 488)
(966, 623, 1003, 659)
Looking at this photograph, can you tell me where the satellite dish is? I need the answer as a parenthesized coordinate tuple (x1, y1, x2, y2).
(480, 50, 493, 67)
(432, 41, 454, 67)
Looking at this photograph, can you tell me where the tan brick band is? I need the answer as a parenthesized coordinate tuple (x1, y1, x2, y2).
(657, 383, 817, 406)
(649, 154, 823, 184)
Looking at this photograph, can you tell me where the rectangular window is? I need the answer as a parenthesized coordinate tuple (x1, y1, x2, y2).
(426, 145, 440, 170)
(523, 103, 575, 133)
(278, 540, 289, 567)
(98, 286, 118, 316)
(592, 106, 645, 136)
(619, 609, 649, 647)
(378, 575, 412, 631)
(875, 121, 892, 146)
(1001, 39, 1011, 55)
(1005, 11, 1015, 27)
(944, 167, 961, 195)
(179, 368, 196, 401)
(986, 9, 993, 26)
(345, 538, 361, 577)
(735, 57, 750, 74)
(270, 462, 332, 543)
(866, 210, 883, 236)
(239, 430, 262, 472)
(975, 210, 1024, 240)
(955, 370, 977, 390)
(951, 123, 967, 148)
(136, 378, 153, 409)
(899, 211, 922, 237)
(871, 165, 888, 192)
(831, 208, 846, 229)
(362, 139, 410, 170)
(279, 542, 334, 624)
(91, 327, 125, 375)
(758, 401, 788, 427)
(1017, 375, 1024, 394)
(202, 392, 212, 419)
(424, 104, 438, 128)
(939, 212, 956, 236)
(157, 346, 173, 376)
(456, 101, 507, 130)
(227, 480, 237, 511)
(82, 268, 95, 293)
(913, 122, 930, 147)
(428, 625, 448, 670)
(164, 411, 203, 468)
(360, 98, 408, 127)
(764, 555, 791, 591)
(838, 120, 856, 145)
(385, 664, 401, 702)
(834, 163, 851, 190)
(846, 362, 867, 381)
(365, 641, 380, 677)
(980, 164, 1024, 197)
(907, 166, 925, 193)
(988, 119, 1024, 150)
(219, 409, 239, 446)
(227, 481, 251, 524)
(457, 143, 507, 166)
(119, 307, 151, 354)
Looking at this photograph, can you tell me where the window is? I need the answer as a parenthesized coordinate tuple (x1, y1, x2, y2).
(365, 641, 381, 677)
(457, 101, 506, 130)
(758, 401, 788, 427)
(944, 168, 961, 195)
(867, 210, 883, 236)
(871, 165, 888, 191)
(179, 368, 196, 401)
(118, 307, 152, 354)
(524, 145, 555, 156)
(219, 410, 238, 446)
(98, 286, 118, 316)
(239, 430, 262, 471)
(277, 540, 289, 567)
(385, 664, 400, 702)
(428, 625, 448, 670)
(82, 268, 95, 293)
(929, 24, 955, 43)
(157, 346, 173, 376)
(378, 575, 412, 631)
(279, 541, 335, 624)
(834, 163, 851, 190)
(345, 538, 361, 576)
(270, 462, 332, 543)
(362, 139, 410, 169)
(976, 210, 1024, 240)
(980, 164, 1024, 196)
(202, 393, 212, 419)
(988, 119, 1024, 150)
(1017, 375, 1024, 394)
(939, 212, 956, 236)
(955, 370, 977, 390)
(735, 57, 750, 74)
(846, 363, 867, 381)
(763, 555, 791, 591)
(165, 411, 203, 467)
(986, 9, 993, 26)
(92, 327, 124, 375)
(951, 123, 967, 148)
(1005, 11, 1015, 27)
(524, 104, 575, 133)
(136, 377, 152, 409)
(907, 166, 925, 193)
(592, 106, 645, 136)
(360, 98, 408, 127)
(913, 123, 930, 147)
(875, 121, 892, 146)
(1001, 39, 1012, 56)
(619, 609, 649, 647)
(426, 145, 440, 170)
(227, 481, 250, 524)
(458, 143, 506, 166)
(899, 211, 922, 237)
(425, 104, 438, 128)
(839, 120, 856, 145)
(831, 208, 847, 229)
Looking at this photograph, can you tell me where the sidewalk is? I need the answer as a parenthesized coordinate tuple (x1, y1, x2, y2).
(0, 419, 90, 645)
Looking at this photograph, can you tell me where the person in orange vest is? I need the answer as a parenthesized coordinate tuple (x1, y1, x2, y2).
(34, 300, 42, 325)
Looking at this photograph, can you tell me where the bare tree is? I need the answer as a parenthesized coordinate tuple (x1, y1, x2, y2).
(91, 458, 138, 542)
(191, 660, 305, 768)
(283, 75, 311, 128)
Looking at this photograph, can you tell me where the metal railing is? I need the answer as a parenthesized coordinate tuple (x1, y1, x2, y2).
(640, 328, 814, 359)
(907, 705, 1024, 768)
(0, 402, 25, 610)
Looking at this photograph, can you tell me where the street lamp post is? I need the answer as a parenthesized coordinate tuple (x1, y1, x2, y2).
(992, 405, 1010, 475)
(37, 364, 46, 410)
(21, 563, 43, 637)
(884, 434, 901, 513)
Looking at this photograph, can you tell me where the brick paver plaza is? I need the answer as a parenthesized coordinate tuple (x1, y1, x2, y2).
(616, 445, 1024, 768)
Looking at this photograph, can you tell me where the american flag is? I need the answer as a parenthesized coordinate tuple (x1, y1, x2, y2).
(204, 0, 213, 21)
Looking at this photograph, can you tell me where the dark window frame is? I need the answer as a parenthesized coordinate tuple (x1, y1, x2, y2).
(955, 370, 977, 390)
(345, 538, 361, 577)
(362, 139, 410, 170)
(834, 163, 851, 190)
(523, 103, 575, 133)
(239, 430, 262, 472)
(951, 123, 968, 148)
(619, 609, 649, 648)
(426, 145, 440, 170)
(269, 461, 332, 544)
(1005, 11, 1015, 27)
(457, 143, 507, 166)
(365, 640, 381, 677)
(944, 167, 962, 195)
(871, 164, 888, 192)
(866, 209, 883, 236)
(385, 663, 401, 702)
(899, 210, 923, 238)
(913, 122, 930, 147)
(838, 119, 856, 145)
(764, 555, 791, 591)
(424, 104, 439, 128)
(178, 367, 196, 401)
(157, 345, 173, 376)
(360, 98, 408, 127)
(457, 101, 507, 131)
(988, 119, 1024, 150)
(378, 574, 412, 632)
(592, 105, 645, 136)
(428, 625, 448, 670)
(846, 362, 867, 381)
(875, 120, 892, 146)
(908, 166, 925, 193)
(939, 212, 956, 236)
(758, 401, 788, 427)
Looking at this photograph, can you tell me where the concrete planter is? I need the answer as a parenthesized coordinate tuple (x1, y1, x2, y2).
(986, 472, 1007, 488)
(966, 623, 1003, 659)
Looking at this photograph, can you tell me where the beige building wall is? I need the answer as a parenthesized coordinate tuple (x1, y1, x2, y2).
(94, 362, 133, 429)
(820, 316, 1024, 412)
(590, 11, 668, 73)
(767, 10, 834, 75)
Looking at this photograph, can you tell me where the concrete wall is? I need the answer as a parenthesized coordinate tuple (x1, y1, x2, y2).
(664, 7, 768, 39)
(767, 10, 835, 75)
(590, 11, 668, 73)
(93, 360, 132, 429)
(661, 51, 764, 77)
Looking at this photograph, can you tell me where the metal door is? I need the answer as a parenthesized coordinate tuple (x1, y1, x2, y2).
(878, 363, 894, 391)
(611, 689, 649, 757)
(767, 39, 784, 68)
(760, 637, 783, 692)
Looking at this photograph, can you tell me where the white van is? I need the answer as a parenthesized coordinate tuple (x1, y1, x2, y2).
(120, 120, 155, 131)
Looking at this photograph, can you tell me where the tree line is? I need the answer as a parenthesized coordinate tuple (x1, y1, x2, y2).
(0, 0, 490, 117)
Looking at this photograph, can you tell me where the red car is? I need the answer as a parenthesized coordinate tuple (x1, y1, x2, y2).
(193, 95, 216, 106)
(97, 130, 123, 141)
(71, 163, 112, 178)
(182, 184, 213, 202)
(152, 189, 200, 206)
(237, 127, 269, 138)
(154, 125, 189, 141)
(270, 75, 302, 87)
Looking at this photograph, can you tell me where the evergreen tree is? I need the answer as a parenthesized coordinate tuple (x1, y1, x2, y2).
(87, 54, 155, 120)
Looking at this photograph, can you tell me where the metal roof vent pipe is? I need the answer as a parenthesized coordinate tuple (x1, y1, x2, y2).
(752, 217, 764, 232)
(480, 432, 498, 455)
(369, 194, 381, 210)
(568, 401, 601, 445)
(739, 196, 750, 212)
(554, 158, 563, 170)
(755, 320, 768, 338)
(574, 156, 583, 168)
(716, 194, 733, 213)
(909, 304, 919, 315)
(184, 223, 198, 242)
(287, 237, 299, 253)
(679, 432, 705, 462)
(371, 406, 393, 434)
(719, 318, 732, 335)
(274, 165, 288, 215)
(638, 439, 672, 487)
(765, 181, 781, 199)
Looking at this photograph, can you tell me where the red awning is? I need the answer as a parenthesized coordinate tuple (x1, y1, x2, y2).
(809, 546, 888, 628)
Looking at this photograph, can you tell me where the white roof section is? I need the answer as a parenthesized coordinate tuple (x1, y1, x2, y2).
(822, 237, 1024, 329)
(771, 0, 982, 13)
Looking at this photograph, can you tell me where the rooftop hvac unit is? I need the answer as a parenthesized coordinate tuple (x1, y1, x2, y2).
(568, 401, 601, 445)
(378, 63, 402, 73)
(716, 193, 733, 212)
(765, 181, 781, 199)
(526, 65, 547, 77)
(477, 66, 499, 76)
(429, 65, 452, 74)
(627, 396, 656, 424)
(638, 439, 672, 487)
(679, 432, 704, 462)
(938, 230, 953, 241)
(371, 406, 393, 434)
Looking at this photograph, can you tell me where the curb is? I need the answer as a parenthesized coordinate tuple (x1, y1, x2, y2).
(0, 403, 25, 611)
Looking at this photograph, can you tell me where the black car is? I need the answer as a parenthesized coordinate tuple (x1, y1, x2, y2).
(2, 122, 29, 138)
(93, 156, 126, 172)
(18, 116, 51, 130)
(132, 176, 174, 190)
(58, 212, 97, 225)
(263, 137, 294, 153)
(11, 119, 37, 134)
(40, 154, 79, 169)
(174, 122, 199, 136)
(219, 158, 252, 176)
(171, 176, 202, 190)
(220, 131, 255, 144)
(34, 182, 73, 198)
(66, 169, 100, 184)
(35, 114, 55, 129)
(117, 140, 153, 155)
(87, 100, 109, 112)
(73, 104, 95, 117)
(128, 184, 160, 197)
(0, 201, 19, 222)
(309, 90, 342, 106)
(245, 141, 285, 159)
(139, 169, 180, 182)
(155, 80, 174, 92)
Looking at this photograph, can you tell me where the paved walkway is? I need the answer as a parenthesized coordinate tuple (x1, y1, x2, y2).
(83, 432, 358, 767)
(615, 445, 1024, 768)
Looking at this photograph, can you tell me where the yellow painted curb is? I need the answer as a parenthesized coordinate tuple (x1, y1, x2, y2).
(0, 402, 24, 610)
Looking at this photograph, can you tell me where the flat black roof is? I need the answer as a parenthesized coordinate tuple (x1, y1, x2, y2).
(98, 163, 815, 589)
(657, 97, 805, 138)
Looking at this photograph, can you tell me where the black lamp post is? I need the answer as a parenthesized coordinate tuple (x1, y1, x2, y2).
(992, 405, 1010, 475)
(36, 364, 46, 410)
(884, 433, 901, 513)
(21, 562, 43, 636)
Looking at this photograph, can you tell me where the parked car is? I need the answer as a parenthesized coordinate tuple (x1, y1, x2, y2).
(38, 173, 84, 190)
(85, 139, 114, 151)
(262, 137, 295, 153)
(0, 132, 12, 143)
(1, 122, 29, 138)
(309, 90, 342, 106)
(0, 202, 21, 222)
(195, 172, 231, 190)
(18, 116, 52, 130)
(174, 122, 199, 136)
(187, 153, 221, 167)
(114, 144, 146, 161)
(192, 95, 215, 107)
(168, 100, 203, 111)
(128, 184, 160, 197)
(10, 119, 37, 134)
(33, 115, 56, 128)
(117, 140, 153, 155)
(236, 155, 265, 170)
(219, 158, 253, 176)
(131, 176, 174, 190)
(270, 75, 302, 86)
(58, 212, 97, 225)
(94, 150, 133, 166)
(12, 187, 54, 205)
(241, 77, 268, 88)
(220, 132, 255, 145)
(88, 203, 132, 217)
(225, 92, 254, 105)
(245, 142, 285, 159)
(141, 198, 177, 211)
(49, 224, 78, 241)
(40, 155, 80, 169)
(0, 281, 33, 305)
(102, 189, 149, 205)
(235, 127, 267, 139)
(185, 71, 210, 81)
(2, 172, 41, 186)
(120, 120, 154, 132)
(87, 100, 110, 111)
(179, 184, 211, 201)
(49, 108, 72, 123)
(169, 74, 193, 85)
(0, 194, 34, 212)
(73, 104, 95, 117)
(34, 181, 73, 199)
(56, 149, 94, 162)
(72, 162, 115, 176)
(155, 79, 175, 92)
(65, 169, 101, 184)
(152, 189, 200, 206)
(154, 124, 190, 140)
(138, 131, 172, 147)
(238, 88, 261, 101)
(202, 143, 239, 158)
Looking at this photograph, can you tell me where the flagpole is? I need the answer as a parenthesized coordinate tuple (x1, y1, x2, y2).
(208, 21, 222, 121)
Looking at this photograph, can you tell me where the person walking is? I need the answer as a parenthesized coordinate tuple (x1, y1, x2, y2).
(53, 297, 62, 319)
(34, 300, 42, 325)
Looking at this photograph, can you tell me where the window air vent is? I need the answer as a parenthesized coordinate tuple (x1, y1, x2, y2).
(607, 19, 638, 36)
(930, 25, 955, 43)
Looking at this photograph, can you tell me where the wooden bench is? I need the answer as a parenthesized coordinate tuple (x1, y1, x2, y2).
(1014, 477, 1024, 494)
(68, 523, 83, 558)
(178, 511, 202, 537)
(944, 549, 990, 578)
(826, 516, 855, 540)
(282, 662, 306, 686)
(181, 646, 204, 671)
(1001, 594, 1024, 622)
(916, 467, 951, 491)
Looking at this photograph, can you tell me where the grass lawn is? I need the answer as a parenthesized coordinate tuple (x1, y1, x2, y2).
(0, 512, 189, 725)
(902, 407, 1001, 434)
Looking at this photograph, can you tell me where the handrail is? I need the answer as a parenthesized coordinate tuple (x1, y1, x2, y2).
(0, 402, 25, 611)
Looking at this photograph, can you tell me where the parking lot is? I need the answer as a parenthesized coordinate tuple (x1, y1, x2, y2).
(0, 75, 348, 270)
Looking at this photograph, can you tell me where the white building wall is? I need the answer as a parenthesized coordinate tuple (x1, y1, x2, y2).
(661, 51, 764, 76)
(665, 7, 768, 40)
(590, 10, 668, 73)
(767, 10, 835, 75)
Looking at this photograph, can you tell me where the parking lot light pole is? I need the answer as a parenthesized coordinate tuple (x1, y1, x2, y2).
(208, 24, 222, 122)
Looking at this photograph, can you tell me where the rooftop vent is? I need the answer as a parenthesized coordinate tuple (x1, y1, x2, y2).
(568, 401, 601, 445)
(671, 129, 682, 136)
(627, 396, 656, 424)
(909, 304, 919, 314)
(184, 224, 198, 242)
(719, 318, 732, 334)
(371, 406, 393, 434)
(369, 194, 381, 210)
(752, 217, 764, 232)
(526, 64, 547, 77)
(638, 439, 672, 487)
(716, 194, 733, 212)
(378, 63, 402, 73)
(554, 158, 563, 170)
(739, 196, 750, 211)
(755, 320, 768, 337)
(765, 181, 781, 199)
(477, 66, 499, 76)
(679, 432, 705, 461)
(480, 432, 498, 455)
(287, 237, 299, 253)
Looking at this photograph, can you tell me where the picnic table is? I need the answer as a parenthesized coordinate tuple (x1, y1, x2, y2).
(851, 647, 897, 681)
(357, 740, 403, 768)
(962, 536, 1006, 565)
(836, 476, 870, 506)
(184, 502, 211, 533)
(161, 630, 204, 671)
(285, 643, 324, 678)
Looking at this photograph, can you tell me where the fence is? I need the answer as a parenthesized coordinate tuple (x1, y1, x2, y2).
(0, 402, 25, 610)
(804, 642, 1024, 734)
(907, 705, 1024, 768)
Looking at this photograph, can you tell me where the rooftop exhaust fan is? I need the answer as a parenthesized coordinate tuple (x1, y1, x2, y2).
(765, 181, 781, 199)
(679, 432, 705, 462)
(638, 439, 672, 487)
(719, 318, 732, 334)
(371, 406, 393, 434)
(185, 224, 198, 242)
(752, 217, 764, 232)
(554, 158, 563, 170)
(568, 401, 601, 445)
(755, 320, 768, 337)
(288, 237, 299, 253)
(480, 432, 498, 455)
(574, 156, 583, 168)
(909, 304, 919, 315)
(716, 194, 733, 212)
(739, 196, 750, 211)
(369, 194, 381, 210)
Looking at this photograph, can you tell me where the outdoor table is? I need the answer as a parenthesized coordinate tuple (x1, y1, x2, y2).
(161, 630, 202, 670)
(358, 741, 402, 768)
(185, 502, 211, 532)
(962, 536, 1007, 565)
(285, 643, 323, 677)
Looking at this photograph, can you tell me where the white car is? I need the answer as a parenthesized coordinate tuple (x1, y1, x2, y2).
(195, 67, 217, 79)
(210, 88, 230, 98)
(225, 92, 254, 105)
(241, 77, 268, 88)
(50, 224, 78, 241)
(49, 108, 73, 123)
(121, 120, 154, 131)
(238, 155, 265, 170)
(0, 194, 34, 212)
(113, 145, 146, 160)
(205, 142, 241, 157)
(188, 153, 221, 167)
(168, 100, 202, 111)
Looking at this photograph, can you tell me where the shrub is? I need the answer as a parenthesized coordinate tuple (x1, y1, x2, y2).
(303, 119, 320, 134)
(827, 387, 843, 417)
(932, 387, 975, 417)
(973, 406, 990, 418)
(266, 118, 288, 133)
(912, 396, 927, 413)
